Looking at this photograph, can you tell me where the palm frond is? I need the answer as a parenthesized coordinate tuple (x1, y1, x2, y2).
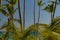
(43, 3, 54, 13)
(13, 19, 20, 23)
(13, 8, 18, 14)
(0, 9, 9, 16)
(49, 1, 60, 5)
(37, 0, 44, 6)
(5, 4, 12, 14)
(0, 22, 8, 30)
(5, 0, 18, 5)
(4, 32, 9, 40)
(49, 17, 60, 27)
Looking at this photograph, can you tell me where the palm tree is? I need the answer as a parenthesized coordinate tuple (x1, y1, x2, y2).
(18, 0, 23, 32)
(0, 0, 18, 40)
(53, 0, 57, 19)
(37, 0, 44, 23)
(44, 3, 54, 25)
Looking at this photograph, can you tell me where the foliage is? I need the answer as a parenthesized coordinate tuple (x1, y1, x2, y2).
(0, 0, 60, 40)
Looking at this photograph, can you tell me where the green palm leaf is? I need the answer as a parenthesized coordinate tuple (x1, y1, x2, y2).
(13, 19, 20, 23)
(49, 17, 60, 33)
(44, 3, 54, 13)
(0, 9, 9, 16)
(37, 0, 44, 6)
(5, 0, 18, 5)
(13, 8, 18, 14)
(5, 4, 12, 14)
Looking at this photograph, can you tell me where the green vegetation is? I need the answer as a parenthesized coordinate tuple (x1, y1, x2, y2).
(0, 0, 60, 40)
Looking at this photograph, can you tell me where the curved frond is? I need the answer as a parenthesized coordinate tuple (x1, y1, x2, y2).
(5, 4, 12, 14)
(50, 17, 60, 27)
(37, 0, 44, 6)
(0, 9, 9, 16)
(5, 0, 18, 5)
(43, 3, 54, 13)
(13, 19, 20, 23)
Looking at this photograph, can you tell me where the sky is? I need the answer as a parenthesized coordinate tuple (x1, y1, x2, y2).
(0, 0, 60, 29)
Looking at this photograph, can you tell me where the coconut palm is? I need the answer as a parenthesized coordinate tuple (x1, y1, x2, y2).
(47, 0, 60, 29)
(0, 0, 18, 40)
(37, 0, 44, 23)
(48, 0, 57, 21)
(44, 3, 54, 25)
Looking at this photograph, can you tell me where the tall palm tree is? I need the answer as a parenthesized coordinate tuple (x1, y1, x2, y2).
(37, 0, 44, 23)
(44, 3, 54, 25)
(0, 0, 18, 40)
(18, 0, 23, 32)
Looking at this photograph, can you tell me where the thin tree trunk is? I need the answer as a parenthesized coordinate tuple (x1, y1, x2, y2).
(0, 0, 2, 8)
(23, 0, 25, 29)
(34, 0, 35, 25)
(34, 0, 37, 39)
(53, 0, 57, 20)
(51, 13, 53, 25)
(38, 6, 40, 23)
(0, 0, 2, 5)
(18, 0, 23, 32)
(49, 0, 57, 28)
(49, 14, 53, 28)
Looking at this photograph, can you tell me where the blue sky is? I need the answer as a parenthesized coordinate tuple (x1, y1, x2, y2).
(0, 0, 60, 28)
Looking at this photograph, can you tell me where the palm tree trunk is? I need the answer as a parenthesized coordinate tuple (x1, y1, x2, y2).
(18, 0, 23, 32)
(23, 0, 25, 29)
(51, 13, 53, 25)
(37, 6, 40, 23)
(0, 0, 2, 8)
(34, 0, 35, 25)
(49, 0, 57, 30)
(49, 13, 55, 28)
(0, 0, 2, 4)
(33, 0, 37, 39)
(53, 0, 57, 20)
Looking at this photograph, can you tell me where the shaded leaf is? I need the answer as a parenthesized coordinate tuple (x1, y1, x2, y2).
(0, 9, 9, 16)
(43, 3, 54, 13)
(13, 8, 18, 14)
(13, 19, 20, 23)
(5, 0, 18, 5)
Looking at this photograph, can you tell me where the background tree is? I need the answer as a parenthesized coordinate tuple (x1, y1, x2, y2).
(44, 3, 54, 25)
(37, 0, 44, 23)
(18, 0, 23, 32)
